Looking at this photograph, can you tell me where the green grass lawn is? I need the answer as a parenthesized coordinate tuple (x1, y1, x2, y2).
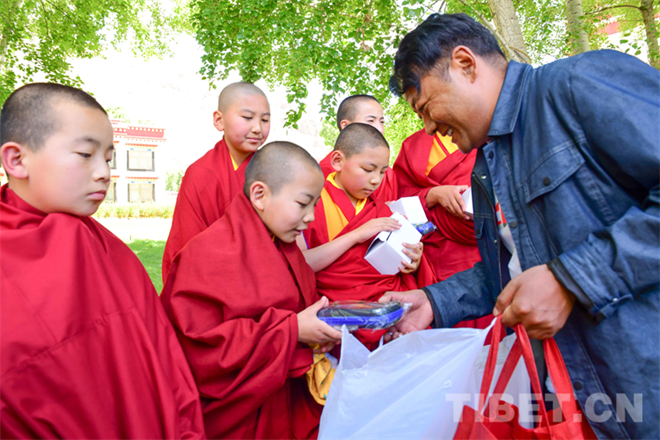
(128, 239, 165, 293)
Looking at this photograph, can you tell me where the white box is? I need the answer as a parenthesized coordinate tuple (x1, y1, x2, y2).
(388, 196, 428, 225)
(364, 212, 422, 275)
(462, 187, 473, 219)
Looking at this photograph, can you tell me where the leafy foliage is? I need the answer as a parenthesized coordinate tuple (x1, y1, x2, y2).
(190, 0, 416, 128)
(383, 97, 424, 163)
(106, 106, 132, 122)
(0, 0, 186, 104)
(582, 0, 659, 67)
(94, 203, 175, 219)
(165, 170, 184, 191)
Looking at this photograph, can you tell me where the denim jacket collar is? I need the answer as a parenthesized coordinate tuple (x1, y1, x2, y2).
(488, 61, 532, 137)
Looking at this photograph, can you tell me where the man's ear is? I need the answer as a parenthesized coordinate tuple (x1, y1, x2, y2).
(450, 45, 478, 83)
(249, 181, 270, 211)
(213, 110, 225, 132)
(330, 150, 345, 172)
(1, 142, 30, 179)
(338, 119, 351, 130)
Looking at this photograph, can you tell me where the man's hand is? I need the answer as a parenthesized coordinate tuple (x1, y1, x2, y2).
(426, 185, 470, 220)
(379, 289, 434, 341)
(399, 242, 423, 274)
(493, 264, 576, 339)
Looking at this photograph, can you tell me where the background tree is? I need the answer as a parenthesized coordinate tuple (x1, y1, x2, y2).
(190, 0, 411, 128)
(0, 0, 187, 103)
(566, 0, 592, 54)
(165, 170, 184, 192)
(583, 0, 658, 68)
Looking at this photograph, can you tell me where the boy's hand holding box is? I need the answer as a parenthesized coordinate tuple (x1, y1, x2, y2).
(365, 211, 422, 275)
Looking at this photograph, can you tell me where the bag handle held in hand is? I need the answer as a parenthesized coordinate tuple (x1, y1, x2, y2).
(478, 317, 554, 436)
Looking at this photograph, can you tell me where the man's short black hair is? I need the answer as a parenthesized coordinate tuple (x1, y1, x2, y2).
(336, 95, 381, 130)
(0, 83, 107, 151)
(390, 13, 505, 97)
(334, 122, 389, 158)
(243, 141, 322, 197)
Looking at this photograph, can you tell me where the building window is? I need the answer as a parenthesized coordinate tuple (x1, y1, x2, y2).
(128, 183, 155, 203)
(109, 150, 117, 169)
(127, 150, 155, 171)
(105, 182, 117, 202)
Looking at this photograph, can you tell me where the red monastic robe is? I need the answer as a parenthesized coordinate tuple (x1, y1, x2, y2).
(162, 138, 252, 282)
(319, 152, 398, 202)
(0, 186, 205, 439)
(303, 177, 436, 345)
(394, 130, 491, 329)
(161, 192, 322, 440)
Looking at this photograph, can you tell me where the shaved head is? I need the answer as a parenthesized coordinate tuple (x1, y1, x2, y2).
(334, 123, 389, 158)
(336, 95, 381, 130)
(1, 83, 107, 151)
(244, 141, 322, 196)
(217, 82, 268, 112)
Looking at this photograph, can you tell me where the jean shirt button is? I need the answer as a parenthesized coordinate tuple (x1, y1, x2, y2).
(543, 176, 551, 186)
(488, 151, 494, 159)
(509, 220, 518, 228)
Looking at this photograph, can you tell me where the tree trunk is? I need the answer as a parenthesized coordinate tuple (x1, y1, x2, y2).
(566, 0, 590, 55)
(640, 0, 659, 69)
(486, 0, 530, 63)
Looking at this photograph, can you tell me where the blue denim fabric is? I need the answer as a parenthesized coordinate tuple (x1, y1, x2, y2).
(423, 50, 659, 439)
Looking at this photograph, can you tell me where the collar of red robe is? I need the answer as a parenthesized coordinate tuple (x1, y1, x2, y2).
(0, 184, 52, 234)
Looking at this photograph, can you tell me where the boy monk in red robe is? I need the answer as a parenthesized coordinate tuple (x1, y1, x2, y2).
(298, 123, 436, 346)
(161, 142, 342, 439)
(318, 95, 398, 201)
(393, 129, 490, 329)
(0, 83, 205, 438)
(162, 82, 270, 282)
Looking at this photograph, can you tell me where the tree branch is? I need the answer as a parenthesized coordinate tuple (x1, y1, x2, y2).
(586, 4, 641, 15)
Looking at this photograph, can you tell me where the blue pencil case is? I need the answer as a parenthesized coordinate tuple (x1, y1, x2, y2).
(317, 300, 406, 330)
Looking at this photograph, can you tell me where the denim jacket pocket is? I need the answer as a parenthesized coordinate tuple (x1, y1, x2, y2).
(520, 141, 585, 203)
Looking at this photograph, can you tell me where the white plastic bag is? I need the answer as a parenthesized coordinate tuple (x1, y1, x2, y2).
(318, 320, 530, 439)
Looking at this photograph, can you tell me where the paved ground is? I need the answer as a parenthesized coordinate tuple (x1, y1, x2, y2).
(97, 218, 172, 243)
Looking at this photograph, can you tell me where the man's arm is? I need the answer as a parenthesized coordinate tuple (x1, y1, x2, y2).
(381, 262, 494, 333)
(554, 52, 660, 322)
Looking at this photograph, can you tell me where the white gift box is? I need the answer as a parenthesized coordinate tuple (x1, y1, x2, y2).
(364, 212, 422, 275)
(462, 187, 473, 219)
(387, 196, 428, 225)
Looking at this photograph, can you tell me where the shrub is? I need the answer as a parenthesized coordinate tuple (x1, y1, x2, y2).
(93, 203, 176, 219)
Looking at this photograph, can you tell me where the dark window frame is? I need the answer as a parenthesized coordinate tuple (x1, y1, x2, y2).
(126, 150, 155, 171)
(128, 182, 156, 203)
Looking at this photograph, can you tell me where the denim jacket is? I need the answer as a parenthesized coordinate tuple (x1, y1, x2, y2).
(423, 51, 659, 439)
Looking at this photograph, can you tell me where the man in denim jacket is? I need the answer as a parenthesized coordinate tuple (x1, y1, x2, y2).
(383, 13, 659, 439)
